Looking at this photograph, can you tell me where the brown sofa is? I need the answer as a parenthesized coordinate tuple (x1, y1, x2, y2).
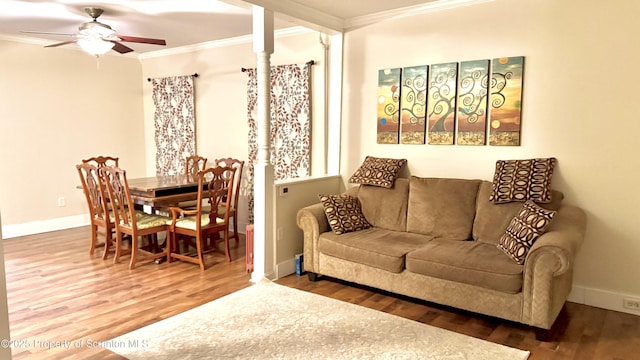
(297, 176, 586, 339)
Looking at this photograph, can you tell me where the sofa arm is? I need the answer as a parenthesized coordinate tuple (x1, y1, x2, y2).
(526, 205, 586, 275)
(522, 204, 587, 328)
(297, 203, 329, 273)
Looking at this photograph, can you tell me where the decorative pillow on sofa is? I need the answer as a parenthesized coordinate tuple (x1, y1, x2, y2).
(489, 157, 556, 203)
(348, 156, 407, 188)
(497, 200, 556, 264)
(318, 194, 372, 235)
(473, 180, 564, 246)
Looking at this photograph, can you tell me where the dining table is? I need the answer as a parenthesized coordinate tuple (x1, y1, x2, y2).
(127, 174, 204, 208)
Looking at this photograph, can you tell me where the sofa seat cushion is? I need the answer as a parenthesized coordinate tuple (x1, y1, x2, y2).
(406, 239, 524, 293)
(318, 228, 433, 273)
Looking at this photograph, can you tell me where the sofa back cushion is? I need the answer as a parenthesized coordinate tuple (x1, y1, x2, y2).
(358, 178, 409, 232)
(407, 177, 482, 240)
(473, 181, 564, 245)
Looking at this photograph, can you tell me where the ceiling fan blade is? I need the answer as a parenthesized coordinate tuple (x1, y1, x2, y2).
(110, 41, 134, 54)
(21, 31, 76, 37)
(117, 35, 166, 46)
(45, 40, 78, 48)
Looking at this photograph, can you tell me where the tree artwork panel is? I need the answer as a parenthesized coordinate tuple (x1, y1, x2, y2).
(400, 65, 428, 144)
(377, 68, 402, 144)
(490, 56, 524, 146)
(457, 60, 489, 145)
(427, 62, 458, 145)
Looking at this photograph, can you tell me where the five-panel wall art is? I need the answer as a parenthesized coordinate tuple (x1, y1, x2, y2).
(377, 56, 524, 146)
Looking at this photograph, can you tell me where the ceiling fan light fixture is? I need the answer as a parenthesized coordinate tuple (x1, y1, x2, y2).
(79, 21, 116, 37)
(77, 38, 115, 56)
(23, 6, 166, 56)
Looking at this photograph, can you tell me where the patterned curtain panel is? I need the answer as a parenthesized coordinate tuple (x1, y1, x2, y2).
(152, 75, 196, 176)
(246, 63, 312, 223)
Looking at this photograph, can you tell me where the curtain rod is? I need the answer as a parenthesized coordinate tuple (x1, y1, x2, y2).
(241, 60, 315, 72)
(147, 73, 199, 82)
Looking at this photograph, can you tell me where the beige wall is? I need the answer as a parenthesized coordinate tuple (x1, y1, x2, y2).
(2, 0, 639, 314)
(274, 175, 341, 277)
(140, 30, 326, 232)
(0, 212, 11, 359)
(0, 41, 146, 232)
(341, 0, 640, 310)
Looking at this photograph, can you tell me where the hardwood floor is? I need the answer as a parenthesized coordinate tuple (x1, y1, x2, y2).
(3, 226, 639, 359)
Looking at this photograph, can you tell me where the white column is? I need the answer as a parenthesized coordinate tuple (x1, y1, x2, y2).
(250, 6, 276, 282)
(326, 33, 344, 175)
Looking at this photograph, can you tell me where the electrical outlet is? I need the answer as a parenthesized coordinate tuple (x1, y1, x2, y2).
(57, 197, 65, 207)
(623, 298, 640, 311)
(279, 186, 289, 196)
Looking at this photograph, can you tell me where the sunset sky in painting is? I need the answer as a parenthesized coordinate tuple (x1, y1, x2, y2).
(377, 68, 401, 133)
(490, 57, 523, 132)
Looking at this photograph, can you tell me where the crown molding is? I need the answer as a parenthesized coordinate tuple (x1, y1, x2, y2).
(139, 26, 314, 59)
(239, 0, 344, 33)
(239, 0, 494, 33)
(0, 33, 50, 46)
(345, 0, 495, 30)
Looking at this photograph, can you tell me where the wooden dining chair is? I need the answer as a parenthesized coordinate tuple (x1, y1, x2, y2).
(174, 155, 209, 212)
(214, 158, 244, 245)
(185, 155, 207, 180)
(76, 162, 115, 259)
(102, 165, 171, 269)
(82, 156, 119, 168)
(167, 166, 236, 270)
(82, 156, 120, 210)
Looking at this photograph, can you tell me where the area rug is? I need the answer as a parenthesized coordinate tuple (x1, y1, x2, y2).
(107, 280, 530, 360)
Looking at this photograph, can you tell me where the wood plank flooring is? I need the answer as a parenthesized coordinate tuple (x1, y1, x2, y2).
(3, 226, 639, 359)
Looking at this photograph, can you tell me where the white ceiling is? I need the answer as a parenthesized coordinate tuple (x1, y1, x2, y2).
(0, 0, 480, 55)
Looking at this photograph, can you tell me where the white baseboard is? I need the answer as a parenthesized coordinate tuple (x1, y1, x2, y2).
(1, 214, 90, 239)
(275, 258, 296, 279)
(568, 285, 640, 316)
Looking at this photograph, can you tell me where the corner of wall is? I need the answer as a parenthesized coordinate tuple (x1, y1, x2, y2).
(0, 211, 13, 359)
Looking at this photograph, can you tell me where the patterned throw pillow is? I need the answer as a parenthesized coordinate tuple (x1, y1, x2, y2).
(319, 194, 372, 235)
(489, 157, 556, 203)
(348, 156, 407, 188)
(497, 200, 556, 264)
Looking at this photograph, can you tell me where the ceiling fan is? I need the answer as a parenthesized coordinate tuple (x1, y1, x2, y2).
(22, 7, 166, 56)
